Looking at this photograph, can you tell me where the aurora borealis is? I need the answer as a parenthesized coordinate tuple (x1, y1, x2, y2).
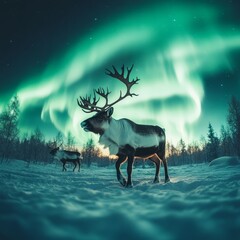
(1, 0, 240, 147)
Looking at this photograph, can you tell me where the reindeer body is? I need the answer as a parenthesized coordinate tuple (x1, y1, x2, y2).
(99, 118, 164, 156)
(78, 65, 170, 187)
(81, 108, 170, 187)
(50, 148, 82, 172)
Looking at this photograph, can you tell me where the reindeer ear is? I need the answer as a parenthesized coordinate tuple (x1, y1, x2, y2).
(106, 107, 114, 117)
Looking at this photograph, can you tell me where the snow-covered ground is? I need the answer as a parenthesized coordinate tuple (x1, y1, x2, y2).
(0, 157, 240, 240)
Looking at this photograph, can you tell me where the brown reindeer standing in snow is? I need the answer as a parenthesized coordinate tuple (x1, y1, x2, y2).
(77, 65, 170, 187)
(49, 144, 82, 172)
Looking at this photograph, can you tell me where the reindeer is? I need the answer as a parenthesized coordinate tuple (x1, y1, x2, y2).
(49, 144, 82, 172)
(77, 65, 170, 187)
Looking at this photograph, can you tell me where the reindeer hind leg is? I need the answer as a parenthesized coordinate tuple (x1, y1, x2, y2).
(77, 159, 80, 172)
(73, 161, 77, 172)
(62, 160, 67, 171)
(149, 155, 160, 183)
(156, 151, 170, 183)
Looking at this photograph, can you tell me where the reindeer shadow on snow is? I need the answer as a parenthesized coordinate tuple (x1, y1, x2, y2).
(77, 64, 170, 187)
(49, 145, 82, 172)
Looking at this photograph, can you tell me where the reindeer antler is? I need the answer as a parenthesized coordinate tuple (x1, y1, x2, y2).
(77, 64, 139, 113)
(77, 92, 100, 113)
(47, 141, 63, 149)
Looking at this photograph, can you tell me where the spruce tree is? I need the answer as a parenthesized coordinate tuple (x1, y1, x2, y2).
(227, 96, 240, 157)
(206, 123, 219, 162)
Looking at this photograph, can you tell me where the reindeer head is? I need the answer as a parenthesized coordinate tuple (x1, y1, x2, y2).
(49, 147, 59, 156)
(78, 65, 139, 135)
(81, 107, 113, 135)
(48, 142, 62, 156)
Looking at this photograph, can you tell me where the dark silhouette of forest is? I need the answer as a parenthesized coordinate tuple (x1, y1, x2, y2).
(0, 95, 239, 167)
(166, 96, 240, 165)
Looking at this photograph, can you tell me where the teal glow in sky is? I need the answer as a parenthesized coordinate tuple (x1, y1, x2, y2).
(1, 0, 240, 147)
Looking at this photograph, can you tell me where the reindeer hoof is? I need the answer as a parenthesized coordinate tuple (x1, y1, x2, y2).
(153, 178, 160, 183)
(165, 177, 170, 183)
(118, 177, 127, 187)
(126, 182, 133, 188)
(120, 179, 127, 187)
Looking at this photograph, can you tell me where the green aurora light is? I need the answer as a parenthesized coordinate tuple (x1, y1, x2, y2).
(1, 2, 240, 147)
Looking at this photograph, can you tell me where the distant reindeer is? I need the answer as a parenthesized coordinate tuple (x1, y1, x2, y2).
(49, 144, 82, 172)
(77, 65, 170, 187)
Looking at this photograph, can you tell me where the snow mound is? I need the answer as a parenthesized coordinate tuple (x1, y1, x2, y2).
(209, 156, 240, 167)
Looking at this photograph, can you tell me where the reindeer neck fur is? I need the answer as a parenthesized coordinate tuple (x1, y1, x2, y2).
(99, 117, 164, 155)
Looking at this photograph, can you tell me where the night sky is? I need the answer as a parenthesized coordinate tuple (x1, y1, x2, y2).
(0, 0, 240, 147)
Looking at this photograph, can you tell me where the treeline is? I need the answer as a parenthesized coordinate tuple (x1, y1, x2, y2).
(0, 95, 239, 167)
(167, 96, 240, 166)
(0, 95, 110, 167)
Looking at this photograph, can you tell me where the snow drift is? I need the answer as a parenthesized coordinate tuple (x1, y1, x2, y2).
(209, 156, 240, 167)
(0, 159, 240, 240)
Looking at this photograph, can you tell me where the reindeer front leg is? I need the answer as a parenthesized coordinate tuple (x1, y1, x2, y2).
(126, 155, 134, 188)
(115, 155, 127, 186)
(77, 159, 80, 172)
(61, 159, 67, 171)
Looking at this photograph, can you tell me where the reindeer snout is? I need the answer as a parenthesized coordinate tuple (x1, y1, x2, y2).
(80, 121, 87, 128)
(81, 121, 89, 132)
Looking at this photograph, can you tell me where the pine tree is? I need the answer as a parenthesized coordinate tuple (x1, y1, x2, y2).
(54, 131, 64, 147)
(220, 125, 232, 156)
(83, 138, 95, 167)
(66, 132, 75, 151)
(29, 128, 45, 162)
(178, 139, 187, 164)
(227, 96, 240, 157)
(0, 95, 20, 160)
(206, 123, 219, 162)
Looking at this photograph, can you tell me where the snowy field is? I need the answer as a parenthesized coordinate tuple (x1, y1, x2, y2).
(0, 157, 240, 240)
